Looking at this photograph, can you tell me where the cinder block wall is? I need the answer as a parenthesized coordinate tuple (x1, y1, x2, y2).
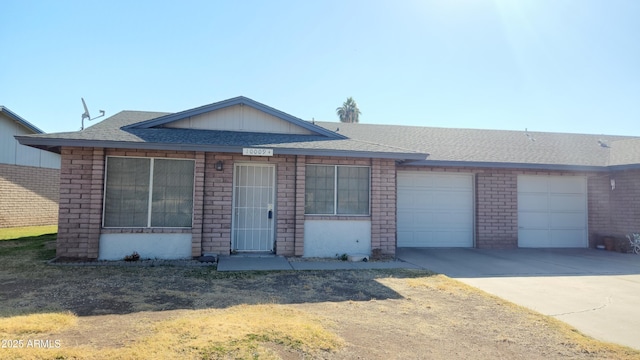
(0, 163, 59, 228)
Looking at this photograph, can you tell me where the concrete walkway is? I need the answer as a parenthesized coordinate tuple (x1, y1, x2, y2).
(396, 248, 640, 350)
(216, 255, 421, 272)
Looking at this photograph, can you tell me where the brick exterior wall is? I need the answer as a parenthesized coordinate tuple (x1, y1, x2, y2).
(57, 147, 104, 259)
(54, 144, 625, 259)
(396, 166, 608, 249)
(201, 153, 298, 256)
(371, 158, 397, 255)
(608, 169, 640, 236)
(475, 170, 518, 248)
(0, 163, 59, 228)
(587, 174, 612, 247)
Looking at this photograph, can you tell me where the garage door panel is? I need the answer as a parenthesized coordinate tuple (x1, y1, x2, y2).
(517, 229, 550, 248)
(518, 194, 548, 211)
(398, 230, 472, 248)
(550, 230, 586, 247)
(518, 176, 549, 192)
(549, 177, 586, 194)
(397, 172, 473, 248)
(549, 212, 586, 228)
(519, 212, 549, 228)
(433, 192, 472, 209)
(518, 175, 587, 248)
(548, 195, 585, 211)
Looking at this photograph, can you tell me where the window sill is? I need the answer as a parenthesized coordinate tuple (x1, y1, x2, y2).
(101, 228, 192, 234)
(304, 215, 371, 221)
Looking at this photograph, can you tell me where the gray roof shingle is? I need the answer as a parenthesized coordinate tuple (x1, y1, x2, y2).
(16, 111, 426, 160)
(316, 122, 640, 169)
(15, 100, 640, 169)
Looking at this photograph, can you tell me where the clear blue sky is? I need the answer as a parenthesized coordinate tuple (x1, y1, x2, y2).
(1, 0, 638, 136)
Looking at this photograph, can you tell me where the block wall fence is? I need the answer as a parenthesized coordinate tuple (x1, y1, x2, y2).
(0, 163, 59, 228)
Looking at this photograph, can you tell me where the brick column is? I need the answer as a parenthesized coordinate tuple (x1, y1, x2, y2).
(475, 171, 517, 248)
(294, 156, 306, 256)
(275, 156, 296, 256)
(191, 152, 205, 257)
(371, 159, 397, 256)
(57, 147, 104, 259)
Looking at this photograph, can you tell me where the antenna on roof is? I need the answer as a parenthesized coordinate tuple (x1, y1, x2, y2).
(81, 98, 105, 130)
(525, 128, 535, 142)
(598, 139, 610, 148)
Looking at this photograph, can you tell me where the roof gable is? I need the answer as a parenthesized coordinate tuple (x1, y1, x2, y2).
(0, 106, 43, 134)
(125, 96, 345, 139)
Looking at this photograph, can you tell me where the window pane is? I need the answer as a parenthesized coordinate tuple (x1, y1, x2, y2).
(337, 166, 370, 215)
(151, 159, 195, 227)
(104, 158, 150, 227)
(305, 165, 335, 214)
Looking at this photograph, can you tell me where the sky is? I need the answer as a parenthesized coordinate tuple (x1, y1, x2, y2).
(1, 0, 639, 136)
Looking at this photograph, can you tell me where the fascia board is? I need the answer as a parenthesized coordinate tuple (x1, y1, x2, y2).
(1, 107, 43, 134)
(400, 160, 609, 172)
(16, 136, 426, 160)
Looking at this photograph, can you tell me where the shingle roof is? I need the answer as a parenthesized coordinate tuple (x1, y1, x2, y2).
(16, 110, 426, 160)
(316, 122, 640, 169)
(15, 97, 640, 169)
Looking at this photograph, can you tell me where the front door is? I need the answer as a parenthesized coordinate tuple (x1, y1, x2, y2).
(232, 163, 275, 252)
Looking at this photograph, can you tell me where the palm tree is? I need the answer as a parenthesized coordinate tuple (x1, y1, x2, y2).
(336, 97, 361, 123)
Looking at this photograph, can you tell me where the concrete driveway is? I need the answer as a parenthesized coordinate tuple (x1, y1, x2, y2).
(396, 248, 640, 350)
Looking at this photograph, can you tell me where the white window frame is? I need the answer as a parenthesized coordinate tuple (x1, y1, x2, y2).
(102, 156, 196, 228)
(304, 164, 371, 216)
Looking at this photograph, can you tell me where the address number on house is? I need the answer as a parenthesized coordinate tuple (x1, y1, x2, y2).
(242, 148, 273, 157)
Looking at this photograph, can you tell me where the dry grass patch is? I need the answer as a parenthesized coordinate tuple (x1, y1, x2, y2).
(0, 312, 76, 335)
(144, 304, 343, 359)
(0, 305, 342, 360)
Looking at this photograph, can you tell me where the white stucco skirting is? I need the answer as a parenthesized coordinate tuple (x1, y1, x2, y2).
(98, 233, 192, 260)
(303, 220, 371, 257)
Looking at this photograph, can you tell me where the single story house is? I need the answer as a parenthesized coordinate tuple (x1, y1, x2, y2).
(0, 106, 60, 228)
(16, 96, 640, 260)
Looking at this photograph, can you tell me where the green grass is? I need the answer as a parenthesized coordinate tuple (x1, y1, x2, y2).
(0, 225, 57, 240)
(0, 226, 57, 263)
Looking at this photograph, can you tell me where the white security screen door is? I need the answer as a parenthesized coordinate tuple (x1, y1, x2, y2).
(232, 163, 276, 252)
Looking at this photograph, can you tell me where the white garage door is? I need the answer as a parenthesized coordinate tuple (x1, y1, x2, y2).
(518, 175, 587, 248)
(397, 172, 474, 247)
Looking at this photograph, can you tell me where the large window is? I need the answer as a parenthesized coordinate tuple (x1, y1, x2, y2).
(305, 165, 370, 215)
(104, 157, 195, 228)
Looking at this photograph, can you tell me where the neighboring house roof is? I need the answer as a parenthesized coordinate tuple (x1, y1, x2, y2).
(316, 121, 640, 170)
(16, 98, 426, 161)
(0, 106, 44, 134)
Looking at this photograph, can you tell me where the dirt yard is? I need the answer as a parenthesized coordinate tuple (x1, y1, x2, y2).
(1, 233, 639, 359)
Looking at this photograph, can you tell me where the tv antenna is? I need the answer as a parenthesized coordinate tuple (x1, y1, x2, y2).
(81, 98, 105, 130)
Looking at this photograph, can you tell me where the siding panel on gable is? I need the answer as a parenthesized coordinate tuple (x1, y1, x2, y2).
(165, 105, 314, 135)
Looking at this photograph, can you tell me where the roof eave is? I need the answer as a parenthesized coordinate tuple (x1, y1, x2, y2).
(1, 107, 43, 134)
(15, 136, 427, 160)
(400, 160, 610, 172)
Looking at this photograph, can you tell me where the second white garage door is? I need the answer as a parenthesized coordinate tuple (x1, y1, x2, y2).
(518, 175, 587, 248)
(397, 172, 474, 247)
